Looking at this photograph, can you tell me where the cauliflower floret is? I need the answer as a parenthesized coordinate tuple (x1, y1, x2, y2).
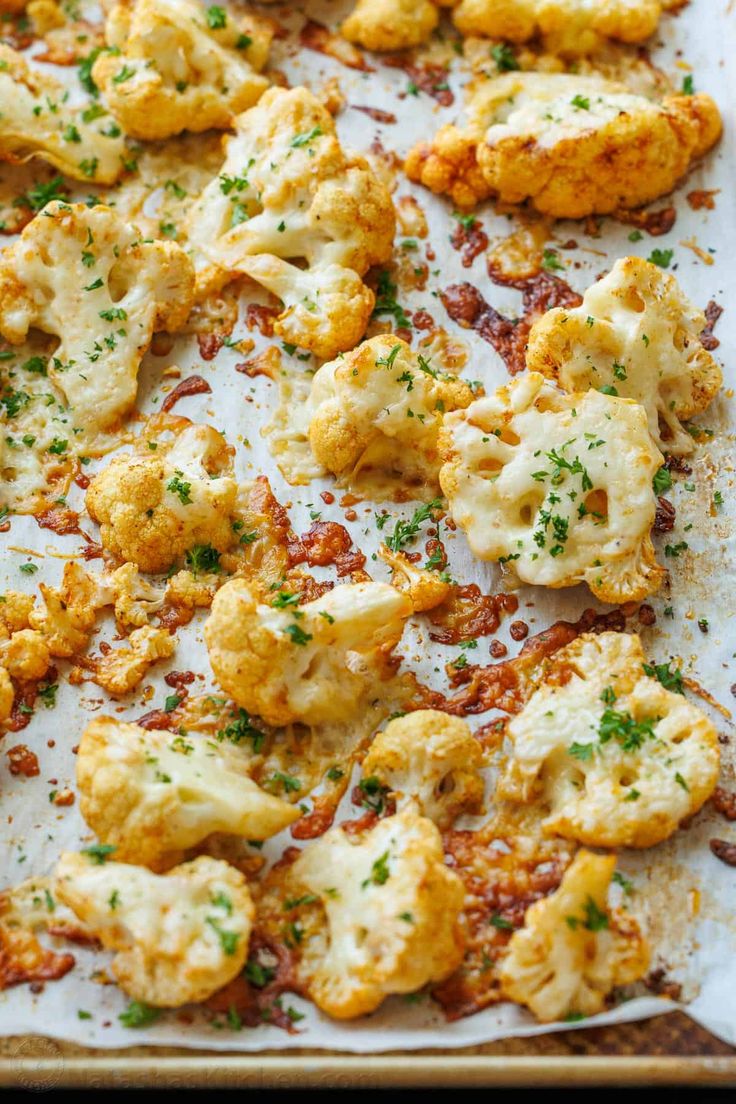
(55, 853, 253, 1006)
(405, 72, 722, 217)
(0, 591, 35, 636)
(497, 631, 719, 848)
(377, 544, 451, 612)
(0, 667, 13, 723)
(499, 849, 649, 1021)
(0, 44, 125, 184)
(92, 625, 175, 695)
(0, 203, 195, 450)
(205, 578, 413, 727)
(0, 628, 50, 680)
(439, 372, 665, 604)
(452, 0, 662, 54)
(28, 561, 112, 658)
(527, 256, 722, 456)
(290, 804, 466, 1018)
(362, 711, 484, 828)
(77, 717, 299, 870)
(108, 563, 166, 629)
(187, 86, 395, 359)
(91, 0, 271, 141)
(342, 0, 440, 50)
(87, 423, 238, 573)
(307, 335, 474, 499)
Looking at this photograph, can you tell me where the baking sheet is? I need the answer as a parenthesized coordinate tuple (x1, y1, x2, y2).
(0, 0, 735, 1053)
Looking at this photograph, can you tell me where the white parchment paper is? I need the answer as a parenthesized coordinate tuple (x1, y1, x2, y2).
(0, 0, 734, 1052)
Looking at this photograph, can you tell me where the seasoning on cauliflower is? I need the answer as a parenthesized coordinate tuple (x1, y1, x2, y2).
(342, 0, 440, 50)
(307, 335, 475, 499)
(496, 631, 719, 848)
(55, 852, 253, 1006)
(0, 203, 195, 450)
(527, 256, 723, 456)
(205, 578, 413, 727)
(186, 86, 395, 359)
(452, 0, 662, 54)
(288, 804, 466, 1018)
(439, 372, 665, 604)
(405, 72, 722, 217)
(362, 710, 484, 828)
(76, 717, 299, 870)
(108, 563, 166, 630)
(28, 561, 113, 658)
(0, 44, 125, 184)
(91, 0, 272, 141)
(377, 544, 451, 612)
(87, 422, 238, 573)
(92, 625, 175, 695)
(499, 849, 649, 1022)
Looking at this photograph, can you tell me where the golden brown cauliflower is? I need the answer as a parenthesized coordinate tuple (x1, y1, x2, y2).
(405, 72, 722, 217)
(0, 44, 125, 184)
(0, 627, 50, 681)
(290, 804, 466, 1018)
(0, 203, 194, 450)
(91, 0, 272, 141)
(108, 563, 166, 630)
(307, 335, 475, 500)
(92, 625, 176, 695)
(439, 372, 665, 604)
(499, 849, 649, 1022)
(527, 256, 723, 456)
(187, 86, 395, 359)
(55, 852, 253, 1007)
(377, 544, 451, 612)
(342, 0, 440, 50)
(362, 710, 484, 828)
(86, 423, 238, 573)
(77, 717, 299, 870)
(452, 0, 662, 54)
(28, 561, 113, 658)
(205, 578, 413, 727)
(497, 631, 720, 848)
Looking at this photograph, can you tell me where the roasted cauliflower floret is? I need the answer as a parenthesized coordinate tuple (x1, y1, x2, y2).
(342, 0, 440, 50)
(527, 256, 722, 456)
(77, 717, 299, 870)
(307, 335, 474, 499)
(377, 544, 451, 612)
(405, 72, 722, 217)
(499, 849, 649, 1022)
(0, 203, 195, 449)
(92, 625, 175, 695)
(290, 804, 465, 1018)
(439, 372, 665, 604)
(0, 667, 13, 723)
(187, 86, 395, 359)
(362, 710, 484, 828)
(0, 628, 50, 681)
(87, 423, 238, 573)
(55, 853, 253, 1007)
(452, 0, 662, 54)
(28, 561, 112, 658)
(0, 44, 125, 184)
(91, 0, 271, 141)
(205, 578, 412, 727)
(108, 563, 166, 629)
(496, 631, 719, 848)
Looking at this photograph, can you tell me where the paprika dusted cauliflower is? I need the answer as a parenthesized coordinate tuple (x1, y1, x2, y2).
(527, 256, 723, 456)
(499, 849, 649, 1022)
(378, 545, 451, 612)
(91, 0, 272, 141)
(439, 372, 665, 604)
(290, 804, 466, 1018)
(187, 86, 395, 359)
(496, 631, 719, 848)
(205, 578, 413, 727)
(0, 203, 195, 449)
(452, 0, 662, 54)
(0, 44, 125, 184)
(342, 0, 440, 50)
(362, 711, 484, 828)
(55, 853, 253, 1006)
(28, 561, 112, 657)
(405, 72, 721, 216)
(307, 335, 474, 499)
(86, 423, 238, 573)
(92, 625, 175, 695)
(77, 717, 299, 870)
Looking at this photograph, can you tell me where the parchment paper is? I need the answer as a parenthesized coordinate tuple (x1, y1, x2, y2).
(0, 0, 734, 1052)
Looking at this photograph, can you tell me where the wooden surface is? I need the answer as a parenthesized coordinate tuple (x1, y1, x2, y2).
(1, 1011, 734, 1087)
